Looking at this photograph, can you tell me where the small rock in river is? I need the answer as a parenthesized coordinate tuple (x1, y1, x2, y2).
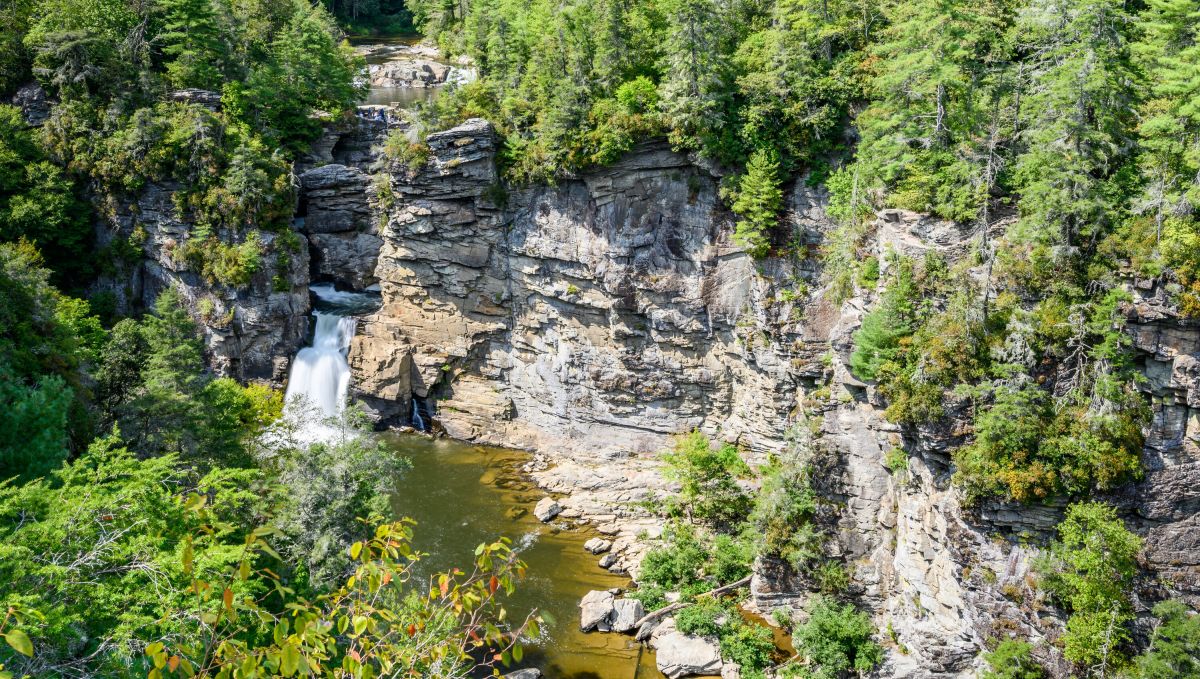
(598, 553, 618, 569)
(503, 670, 542, 679)
(533, 497, 562, 522)
(583, 538, 612, 554)
(505, 506, 527, 520)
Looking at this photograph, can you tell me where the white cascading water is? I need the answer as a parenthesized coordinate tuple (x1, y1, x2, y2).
(284, 312, 357, 423)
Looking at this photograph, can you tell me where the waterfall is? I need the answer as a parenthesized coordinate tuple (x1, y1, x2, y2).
(284, 312, 357, 423)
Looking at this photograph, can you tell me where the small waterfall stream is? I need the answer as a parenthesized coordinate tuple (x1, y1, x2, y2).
(284, 312, 357, 421)
(283, 285, 381, 433)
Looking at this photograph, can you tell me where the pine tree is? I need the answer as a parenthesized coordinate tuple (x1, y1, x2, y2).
(1011, 0, 1140, 251)
(157, 0, 227, 89)
(851, 0, 1010, 221)
(732, 147, 783, 258)
(659, 0, 727, 151)
(1134, 0, 1200, 244)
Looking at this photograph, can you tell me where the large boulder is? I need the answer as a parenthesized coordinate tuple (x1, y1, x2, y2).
(579, 590, 616, 632)
(610, 598, 645, 633)
(654, 630, 724, 678)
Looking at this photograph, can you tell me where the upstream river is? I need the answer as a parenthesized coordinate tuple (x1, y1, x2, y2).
(384, 434, 660, 678)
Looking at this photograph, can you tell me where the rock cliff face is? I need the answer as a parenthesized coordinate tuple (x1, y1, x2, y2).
(308, 118, 1200, 676)
(92, 112, 1183, 676)
(90, 182, 311, 384)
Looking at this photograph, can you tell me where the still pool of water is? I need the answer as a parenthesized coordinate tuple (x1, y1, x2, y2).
(384, 434, 661, 679)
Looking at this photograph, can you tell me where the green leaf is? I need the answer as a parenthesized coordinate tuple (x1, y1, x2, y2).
(281, 644, 300, 677)
(4, 630, 32, 657)
(350, 542, 363, 559)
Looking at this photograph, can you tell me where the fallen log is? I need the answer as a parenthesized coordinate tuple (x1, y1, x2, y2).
(631, 575, 752, 631)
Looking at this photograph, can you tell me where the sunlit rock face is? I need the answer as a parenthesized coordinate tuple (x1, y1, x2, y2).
(292, 116, 1200, 677)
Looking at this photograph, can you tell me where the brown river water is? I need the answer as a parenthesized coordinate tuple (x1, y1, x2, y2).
(384, 434, 661, 678)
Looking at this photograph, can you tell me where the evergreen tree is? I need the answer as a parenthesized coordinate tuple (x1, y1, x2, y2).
(1134, 600, 1200, 678)
(1134, 0, 1200, 245)
(852, 0, 1010, 221)
(157, 0, 227, 89)
(1011, 0, 1140, 251)
(659, 0, 727, 151)
(731, 147, 784, 257)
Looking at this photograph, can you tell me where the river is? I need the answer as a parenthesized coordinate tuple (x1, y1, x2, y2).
(385, 435, 659, 678)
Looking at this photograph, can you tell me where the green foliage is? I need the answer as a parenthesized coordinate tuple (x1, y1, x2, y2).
(789, 596, 884, 679)
(1133, 600, 1200, 678)
(849, 257, 919, 381)
(719, 621, 776, 671)
(675, 598, 724, 636)
(153, 517, 539, 679)
(175, 231, 265, 288)
(383, 131, 432, 173)
(980, 640, 1045, 679)
(750, 448, 822, 571)
(96, 287, 278, 467)
(0, 435, 248, 675)
(640, 522, 711, 594)
(731, 148, 784, 258)
(0, 106, 93, 286)
(662, 431, 752, 530)
(267, 426, 410, 588)
(1039, 502, 1142, 670)
(0, 242, 101, 479)
(411, 0, 862, 183)
(849, 0, 1008, 222)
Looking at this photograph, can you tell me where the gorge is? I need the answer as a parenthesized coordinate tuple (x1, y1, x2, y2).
(92, 98, 1200, 676)
(5, 0, 1200, 673)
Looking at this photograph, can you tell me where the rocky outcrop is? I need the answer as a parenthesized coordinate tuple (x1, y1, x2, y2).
(90, 181, 310, 384)
(298, 163, 383, 289)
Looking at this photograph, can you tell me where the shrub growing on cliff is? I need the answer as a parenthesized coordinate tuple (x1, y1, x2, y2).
(981, 640, 1045, 679)
(1133, 600, 1200, 678)
(849, 257, 919, 381)
(662, 431, 752, 530)
(788, 596, 883, 679)
(750, 449, 822, 571)
(1039, 502, 1142, 670)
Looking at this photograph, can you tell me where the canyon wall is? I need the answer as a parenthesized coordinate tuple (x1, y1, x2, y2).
(295, 118, 1200, 677)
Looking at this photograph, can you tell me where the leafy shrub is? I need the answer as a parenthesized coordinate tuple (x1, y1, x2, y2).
(750, 449, 822, 571)
(720, 621, 776, 672)
(662, 431, 752, 530)
(384, 131, 432, 173)
(676, 599, 724, 636)
(790, 597, 883, 679)
(1038, 502, 1141, 669)
(640, 522, 710, 593)
(981, 640, 1045, 679)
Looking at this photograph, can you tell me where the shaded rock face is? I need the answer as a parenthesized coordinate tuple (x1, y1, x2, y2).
(90, 181, 310, 384)
(297, 163, 383, 289)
